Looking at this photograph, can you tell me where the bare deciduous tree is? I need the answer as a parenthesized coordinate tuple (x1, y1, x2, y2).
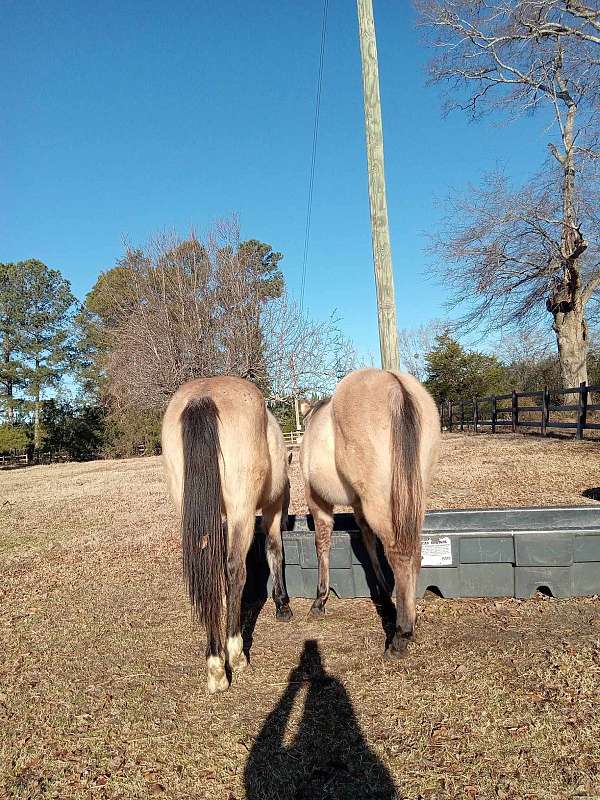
(416, 0, 600, 386)
(398, 320, 447, 381)
(262, 296, 357, 401)
(95, 220, 355, 413)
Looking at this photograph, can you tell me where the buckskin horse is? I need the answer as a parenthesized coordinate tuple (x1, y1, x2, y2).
(299, 368, 440, 658)
(162, 376, 292, 693)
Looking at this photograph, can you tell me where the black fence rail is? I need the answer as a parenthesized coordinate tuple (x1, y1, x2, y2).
(440, 382, 600, 440)
(0, 444, 159, 468)
(0, 449, 76, 467)
(0, 450, 29, 467)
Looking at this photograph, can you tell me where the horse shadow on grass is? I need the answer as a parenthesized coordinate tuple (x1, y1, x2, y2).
(244, 639, 398, 800)
(241, 522, 397, 660)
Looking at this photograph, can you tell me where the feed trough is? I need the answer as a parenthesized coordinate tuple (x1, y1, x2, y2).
(249, 507, 600, 600)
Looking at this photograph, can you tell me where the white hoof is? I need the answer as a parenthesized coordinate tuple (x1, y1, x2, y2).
(206, 655, 229, 694)
(232, 650, 248, 672)
(226, 634, 248, 672)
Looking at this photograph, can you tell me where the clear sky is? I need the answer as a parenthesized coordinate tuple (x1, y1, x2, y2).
(2, 1, 552, 362)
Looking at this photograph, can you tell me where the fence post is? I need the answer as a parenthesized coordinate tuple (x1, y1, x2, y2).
(576, 381, 588, 440)
(511, 390, 518, 433)
(491, 396, 497, 434)
(460, 401, 464, 432)
(448, 401, 453, 432)
(541, 386, 549, 436)
(474, 398, 478, 433)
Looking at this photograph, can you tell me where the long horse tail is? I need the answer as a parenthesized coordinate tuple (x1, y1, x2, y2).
(389, 374, 424, 557)
(180, 397, 226, 639)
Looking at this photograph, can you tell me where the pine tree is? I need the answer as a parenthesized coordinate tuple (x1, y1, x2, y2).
(0, 262, 28, 422)
(17, 261, 76, 449)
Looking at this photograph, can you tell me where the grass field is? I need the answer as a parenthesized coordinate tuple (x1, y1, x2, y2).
(1, 433, 599, 799)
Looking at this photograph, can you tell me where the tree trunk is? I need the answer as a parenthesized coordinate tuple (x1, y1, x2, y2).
(553, 305, 588, 387)
(3, 341, 13, 423)
(34, 392, 41, 450)
(547, 79, 589, 389)
(34, 356, 41, 451)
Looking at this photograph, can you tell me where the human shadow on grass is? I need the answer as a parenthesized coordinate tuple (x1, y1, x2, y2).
(244, 639, 398, 800)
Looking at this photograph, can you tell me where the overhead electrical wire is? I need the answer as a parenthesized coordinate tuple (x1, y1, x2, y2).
(299, 0, 329, 315)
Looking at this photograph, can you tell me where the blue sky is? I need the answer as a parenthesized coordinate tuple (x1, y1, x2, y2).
(2, 1, 553, 362)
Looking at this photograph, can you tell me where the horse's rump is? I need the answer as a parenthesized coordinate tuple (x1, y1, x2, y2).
(328, 369, 427, 555)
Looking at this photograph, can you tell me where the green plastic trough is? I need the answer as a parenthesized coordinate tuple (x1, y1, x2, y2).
(248, 507, 600, 600)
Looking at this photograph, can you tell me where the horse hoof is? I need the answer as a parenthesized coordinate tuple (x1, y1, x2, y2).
(226, 634, 248, 672)
(207, 672, 229, 693)
(308, 604, 325, 620)
(276, 605, 293, 622)
(231, 650, 249, 673)
(384, 633, 412, 661)
(207, 657, 229, 694)
(383, 645, 406, 662)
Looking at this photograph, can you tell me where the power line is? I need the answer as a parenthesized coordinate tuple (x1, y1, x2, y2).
(299, 0, 329, 315)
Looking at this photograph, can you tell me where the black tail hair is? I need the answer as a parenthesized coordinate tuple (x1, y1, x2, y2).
(181, 397, 226, 639)
(389, 375, 424, 557)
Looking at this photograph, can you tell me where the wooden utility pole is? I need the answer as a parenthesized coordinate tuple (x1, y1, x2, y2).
(357, 0, 399, 371)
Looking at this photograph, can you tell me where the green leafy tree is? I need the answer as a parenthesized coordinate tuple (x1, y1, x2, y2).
(41, 399, 105, 460)
(0, 424, 29, 454)
(76, 264, 139, 400)
(101, 408, 163, 458)
(235, 239, 284, 300)
(424, 333, 508, 405)
(269, 400, 297, 434)
(215, 238, 284, 391)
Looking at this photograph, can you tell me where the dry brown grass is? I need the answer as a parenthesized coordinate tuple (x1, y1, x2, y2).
(289, 431, 600, 514)
(1, 434, 599, 800)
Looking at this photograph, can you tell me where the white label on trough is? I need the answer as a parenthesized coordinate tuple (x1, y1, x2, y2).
(421, 536, 453, 566)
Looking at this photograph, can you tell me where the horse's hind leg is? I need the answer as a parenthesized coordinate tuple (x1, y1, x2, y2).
(360, 503, 419, 658)
(225, 511, 255, 674)
(263, 501, 292, 621)
(354, 506, 395, 626)
(307, 489, 334, 618)
(206, 629, 228, 695)
(385, 548, 419, 659)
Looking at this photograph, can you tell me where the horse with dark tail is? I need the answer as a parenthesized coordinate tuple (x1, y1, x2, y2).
(162, 376, 292, 693)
